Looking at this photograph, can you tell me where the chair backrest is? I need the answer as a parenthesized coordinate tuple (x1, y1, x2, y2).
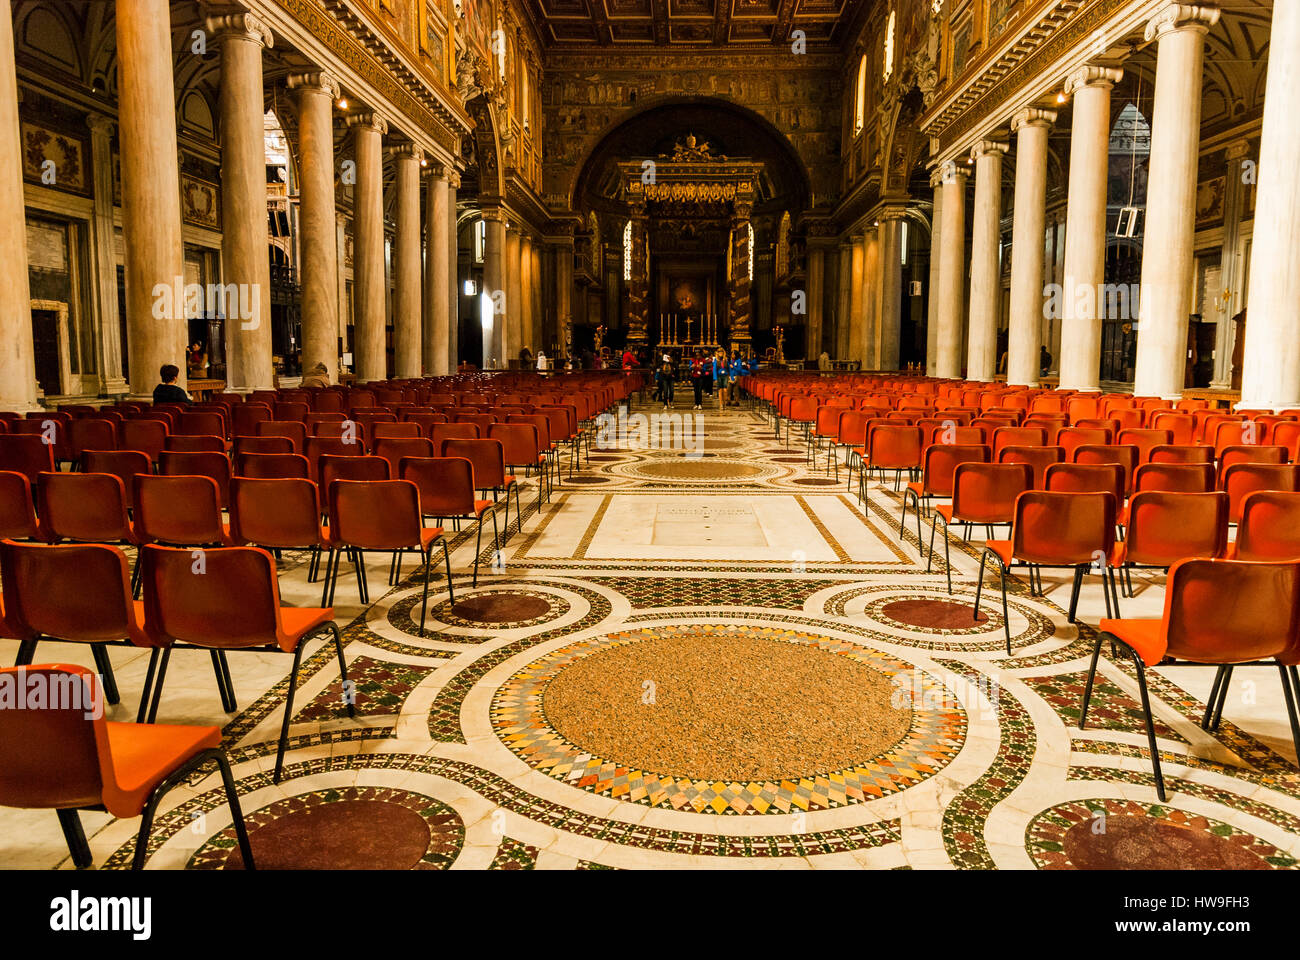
(1217, 445, 1287, 487)
(1044, 461, 1125, 505)
(327, 479, 422, 550)
(272, 401, 309, 423)
(0, 664, 105, 810)
(256, 420, 307, 454)
(305, 435, 366, 480)
(1010, 490, 1116, 564)
(401, 456, 477, 517)
(996, 444, 1064, 489)
(1117, 428, 1173, 463)
(318, 454, 391, 494)
(141, 544, 289, 650)
(1150, 410, 1196, 445)
(81, 449, 152, 503)
(229, 476, 322, 549)
(176, 411, 226, 439)
(36, 472, 132, 543)
(1072, 443, 1139, 493)
(232, 435, 294, 457)
(159, 450, 231, 507)
(231, 403, 273, 436)
(133, 473, 225, 545)
(0, 471, 38, 539)
(508, 415, 553, 451)
(234, 451, 311, 480)
(1162, 558, 1300, 664)
(0, 434, 56, 484)
(789, 397, 820, 423)
(992, 426, 1047, 458)
(117, 419, 167, 463)
(373, 437, 434, 476)
(164, 433, 224, 454)
(489, 422, 541, 467)
(1123, 490, 1229, 566)
(11, 418, 71, 463)
(371, 422, 420, 440)
(443, 438, 507, 488)
(67, 419, 118, 459)
(1133, 461, 1214, 494)
(836, 410, 872, 447)
(1222, 462, 1300, 523)
(919, 443, 990, 498)
(0, 540, 139, 646)
(1055, 427, 1112, 458)
(950, 462, 1032, 524)
(866, 425, 923, 470)
(1235, 491, 1300, 561)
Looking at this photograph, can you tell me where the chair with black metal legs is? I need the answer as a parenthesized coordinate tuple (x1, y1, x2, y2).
(974, 490, 1118, 654)
(0, 663, 255, 869)
(138, 543, 352, 784)
(928, 462, 1031, 593)
(1082, 557, 1300, 801)
(899, 443, 989, 546)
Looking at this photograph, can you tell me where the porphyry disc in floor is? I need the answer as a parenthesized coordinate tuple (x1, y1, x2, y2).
(492, 623, 966, 814)
(628, 460, 768, 481)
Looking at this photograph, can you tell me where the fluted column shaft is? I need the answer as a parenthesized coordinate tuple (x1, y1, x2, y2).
(1007, 109, 1055, 386)
(349, 113, 387, 382)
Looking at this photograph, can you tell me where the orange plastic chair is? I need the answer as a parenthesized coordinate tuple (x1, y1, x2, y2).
(257, 420, 307, 454)
(176, 411, 228, 442)
(1045, 461, 1125, 508)
(67, 419, 118, 461)
(859, 425, 923, 502)
(0, 434, 56, 485)
(230, 435, 293, 458)
(233, 451, 311, 481)
(231, 403, 273, 437)
(133, 474, 231, 548)
(139, 544, 350, 783)
(402, 456, 498, 587)
(323, 480, 453, 636)
(1222, 462, 1300, 524)
(37, 471, 138, 549)
(928, 462, 1032, 594)
(991, 426, 1047, 459)
(371, 422, 420, 441)
(229, 476, 329, 596)
(1055, 427, 1112, 460)
(443, 438, 521, 543)
(0, 471, 40, 540)
(0, 663, 254, 869)
(1231, 491, 1300, 560)
(1086, 558, 1300, 799)
(1216, 444, 1287, 488)
(1149, 443, 1214, 464)
(82, 449, 151, 503)
(318, 454, 390, 499)
(1131, 462, 1215, 495)
(1150, 410, 1196, 444)
(785, 397, 820, 449)
(899, 443, 990, 545)
(491, 422, 549, 508)
(1111, 490, 1228, 599)
(997, 444, 1064, 489)
(1117, 428, 1173, 463)
(374, 437, 434, 479)
(977, 490, 1118, 651)
(163, 434, 224, 454)
(1072, 443, 1139, 494)
(159, 450, 232, 507)
(11, 419, 72, 466)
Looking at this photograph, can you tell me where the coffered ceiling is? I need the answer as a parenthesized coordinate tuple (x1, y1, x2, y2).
(524, 0, 863, 49)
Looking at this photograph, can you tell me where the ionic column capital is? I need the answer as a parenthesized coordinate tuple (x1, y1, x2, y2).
(287, 70, 341, 100)
(935, 160, 969, 186)
(85, 112, 115, 136)
(1064, 65, 1123, 97)
(1011, 107, 1057, 133)
(481, 207, 508, 223)
(346, 111, 389, 135)
(1144, 3, 1221, 43)
(447, 170, 461, 190)
(971, 140, 1008, 161)
(1224, 138, 1251, 161)
(388, 143, 424, 165)
(204, 12, 274, 48)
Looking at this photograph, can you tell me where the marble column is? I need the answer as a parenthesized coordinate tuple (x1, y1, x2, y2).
(1007, 108, 1056, 386)
(936, 164, 969, 379)
(446, 172, 459, 369)
(1212, 139, 1250, 388)
(807, 245, 825, 358)
(424, 165, 452, 376)
(554, 229, 574, 359)
(926, 168, 944, 376)
(967, 141, 1007, 382)
(0, 0, 35, 408)
(520, 233, 534, 355)
(1058, 66, 1122, 391)
(876, 211, 904, 371)
(288, 71, 340, 384)
(532, 241, 543, 352)
(117, 0, 186, 396)
(836, 241, 852, 360)
(208, 13, 274, 391)
(391, 145, 422, 379)
(482, 209, 505, 368)
(504, 226, 521, 365)
(861, 229, 879, 369)
(86, 114, 127, 395)
(348, 112, 388, 382)
(1133, 4, 1220, 398)
(1240, 0, 1300, 409)
(848, 235, 865, 368)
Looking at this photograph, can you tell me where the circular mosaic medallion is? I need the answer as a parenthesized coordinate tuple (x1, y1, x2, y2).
(826, 585, 1059, 650)
(627, 460, 769, 482)
(492, 623, 965, 814)
(1028, 799, 1297, 870)
(390, 588, 569, 633)
(564, 475, 610, 483)
(879, 598, 994, 630)
(773, 456, 811, 463)
(190, 787, 464, 870)
(791, 477, 841, 486)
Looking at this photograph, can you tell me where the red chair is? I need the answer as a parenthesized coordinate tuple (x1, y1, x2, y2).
(229, 476, 329, 595)
(1055, 427, 1112, 460)
(1217, 445, 1287, 488)
(117, 419, 167, 465)
(318, 454, 390, 496)
(1222, 462, 1300, 524)
(977, 490, 1119, 652)
(899, 443, 990, 545)
(1150, 443, 1214, 464)
(0, 663, 254, 869)
(1072, 444, 1139, 494)
(0, 434, 55, 485)
(82, 449, 152, 503)
(1085, 558, 1300, 799)
(1117, 428, 1172, 463)
(1131, 462, 1215, 495)
(322, 480, 453, 636)
(1111, 491, 1229, 599)
(858, 425, 923, 502)
(831, 411, 871, 484)
(1150, 411, 1196, 445)
(430, 422, 480, 455)
(159, 450, 232, 507)
(991, 426, 1047, 459)
(373, 437, 434, 479)
(1272, 421, 1300, 462)
(443, 439, 521, 543)
(1045, 461, 1126, 509)
(997, 444, 1064, 489)
(928, 462, 1032, 594)
(401, 456, 498, 587)
(234, 451, 311, 481)
(491, 422, 549, 509)
(164, 433, 225, 454)
(0, 471, 40, 540)
(133, 474, 231, 547)
(232, 435, 294, 457)
(272, 401, 309, 423)
(176, 411, 228, 442)
(257, 420, 307, 454)
(785, 397, 820, 449)
(37, 471, 139, 550)
(11, 419, 71, 467)
(1231, 491, 1300, 560)
(67, 419, 118, 462)
(231, 403, 273, 437)
(305, 435, 366, 481)
(139, 543, 351, 782)
(370, 422, 420, 441)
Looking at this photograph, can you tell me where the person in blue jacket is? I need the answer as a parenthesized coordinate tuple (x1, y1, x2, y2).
(728, 351, 745, 407)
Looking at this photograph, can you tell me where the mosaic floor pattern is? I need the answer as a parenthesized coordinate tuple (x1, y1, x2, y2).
(5, 389, 1300, 870)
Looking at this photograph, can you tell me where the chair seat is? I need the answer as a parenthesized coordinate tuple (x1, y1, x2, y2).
(419, 527, 446, 550)
(905, 481, 923, 497)
(935, 504, 953, 522)
(985, 539, 1014, 566)
(1099, 617, 1167, 667)
(473, 499, 494, 517)
(278, 606, 337, 649)
(101, 720, 221, 818)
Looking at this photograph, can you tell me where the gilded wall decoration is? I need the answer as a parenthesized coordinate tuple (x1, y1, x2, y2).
(180, 174, 220, 229)
(21, 122, 86, 193)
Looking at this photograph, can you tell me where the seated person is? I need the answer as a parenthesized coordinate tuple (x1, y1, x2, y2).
(152, 363, 192, 405)
(300, 361, 331, 389)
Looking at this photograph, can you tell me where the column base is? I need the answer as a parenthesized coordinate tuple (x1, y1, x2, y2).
(99, 377, 130, 396)
(0, 398, 45, 413)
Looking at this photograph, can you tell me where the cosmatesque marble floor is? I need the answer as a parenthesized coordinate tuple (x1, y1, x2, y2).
(4, 392, 1299, 870)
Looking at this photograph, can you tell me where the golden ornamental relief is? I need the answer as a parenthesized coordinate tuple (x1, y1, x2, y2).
(642, 182, 737, 203)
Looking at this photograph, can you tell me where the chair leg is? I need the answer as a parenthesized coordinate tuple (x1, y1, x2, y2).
(14, 636, 37, 666)
(307, 545, 320, 583)
(473, 513, 485, 587)
(1211, 664, 1234, 731)
(898, 490, 911, 539)
(352, 547, 369, 604)
(1067, 565, 1085, 623)
(972, 548, 988, 612)
(1078, 632, 1107, 729)
(999, 562, 1011, 655)
(942, 519, 953, 593)
(441, 538, 455, 606)
(327, 621, 353, 719)
(136, 648, 161, 723)
(210, 649, 236, 712)
(419, 547, 432, 638)
(145, 648, 172, 724)
(1278, 664, 1300, 766)
(57, 808, 92, 869)
(321, 548, 336, 607)
(926, 514, 938, 572)
(273, 643, 307, 784)
(214, 749, 256, 870)
(1131, 653, 1167, 802)
(1201, 664, 1228, 730)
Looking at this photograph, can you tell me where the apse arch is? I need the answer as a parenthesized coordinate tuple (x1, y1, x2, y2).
(568, 97, 814, 214)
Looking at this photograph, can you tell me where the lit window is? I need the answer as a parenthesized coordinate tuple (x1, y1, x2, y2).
(883, 10, 896, 82)
(900, 220, 909, 266)
(854, 55, 867, 135)
(622, 220, 632, 280)
(747, 223, 754, 282)
(475, 220, 485, 262)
